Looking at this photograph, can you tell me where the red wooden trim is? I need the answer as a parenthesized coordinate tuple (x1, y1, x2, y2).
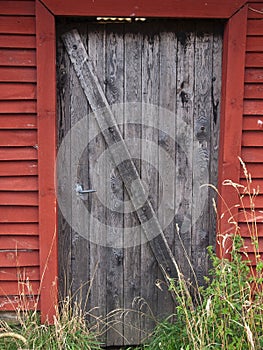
(40, 0, 247, 18)
(36, 0, 58, 324)
(217, 5, 248, 258)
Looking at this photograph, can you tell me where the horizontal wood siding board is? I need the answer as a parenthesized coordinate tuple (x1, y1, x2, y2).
(0, 176, 38, 191)
(0, 223, 38, 235)
(0, 49, 36, 66)
(36, 0, 58, 324)
(0, 130, 37, 146)
(0, 192, 38, 206)
(246, 36, 263, 51)
(0, 115, 37, 129)
(244, 83, 263, 98)
(0, 1, 35, 15)
(241, 194, 263, 208)
(0, 161, 37, 176)
(245, 68, 263, 82)
(248, 4, 263, 18)
(246, 52, 263, 67)
(0, 83, 36, 100)
(0, 281, 39, 296)
(240, 163, 263, 178)
(0, 147, 37, 160)
(239, 222, 263, 236)
(0, 206, 38, 223)
(240, 178, 263, 193)
(0, 17, 35, 35)
(242, 147, 263, 162)
(0, 235, 39, 250)
(0, 34, 36, 49)
(41, 0, 246, 17)
(0, 266, 40, 281)
(0, 251, 39, 267)
(0, 101, 36, 113)
(0, 296, 39, 311)
(0, 67, 36, 82)
(243, 115, 263, 130)
(244, 100, 263, 114)
(242, 130, 263, 146)
(247, 19, 263, 35)
(238, 209, 263, 223)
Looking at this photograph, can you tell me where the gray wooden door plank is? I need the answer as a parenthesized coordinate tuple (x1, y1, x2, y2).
(62, 29, 178, 284)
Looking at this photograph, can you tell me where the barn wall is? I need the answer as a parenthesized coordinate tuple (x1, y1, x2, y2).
(240, 2, 263, 257)
(0, 0, 263, 320)
(0, 1, 39, 311)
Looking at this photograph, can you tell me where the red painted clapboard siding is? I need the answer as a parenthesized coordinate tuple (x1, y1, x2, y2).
(0, 223, 38, 235)
(0, 161, 38, 176)
(240, 163, 263, 178)
(0, 296, 39, 311)
(0, 49, 36, 66)
(0, 236, 39, 250)
(0, 147, 37, 160)
(0, 67, 37, 82)
(244, 83, 263, 98)
(246, 52, 263, 66)
(0, 83, 36, 100)
(0, 192, 38, 206)
(242, 147, 263, 162)
(246, 37, 263, 51)
(0, 100, 36, 113)
(243, 115, 263, 130)
(0, 34, 36, 49)
(0, 281, 39, 295)
(0, 1, 35, 16)
(240, 222, 263, 236)
(0, 251, 39, 267)
(0, 267, 40, 281)
(0, 206, 38, 223)
(0, 130, 37, 146)
(0, 17, 35, 34)
(243, 131, 263, 146)
(0, 176, 38, 191)
(247, 19, 263, 35)
(0, 115, 37, 129)
(245, 68, 263, 82)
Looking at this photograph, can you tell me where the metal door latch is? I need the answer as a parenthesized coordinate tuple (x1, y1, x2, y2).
(76, 184, 96, 195)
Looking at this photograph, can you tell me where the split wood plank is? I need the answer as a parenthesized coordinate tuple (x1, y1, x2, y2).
(62, 29, 178, 283)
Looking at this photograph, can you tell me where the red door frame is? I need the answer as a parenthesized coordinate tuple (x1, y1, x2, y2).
(36, 0, 248, 322)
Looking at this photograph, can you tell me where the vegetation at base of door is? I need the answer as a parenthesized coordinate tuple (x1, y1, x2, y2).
(0, 296, 103, 350)
(132, 160, 263, 350)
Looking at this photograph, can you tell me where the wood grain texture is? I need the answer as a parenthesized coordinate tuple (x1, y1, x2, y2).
(247, 19, 263, 35)
(0, 192, 38, 206)
(244, 83, 263, 98)
(0, 130, 37, 146)
(246, 36, 263, 51)
(245, 68, 263, 83)
(0, 161, 37, 176)
(242, 147, 263, 162)
(246, 53, 263, 67)
(243, 115, 263, 130)
(58, 19, 222, 346)
(0, 101, 36, 113)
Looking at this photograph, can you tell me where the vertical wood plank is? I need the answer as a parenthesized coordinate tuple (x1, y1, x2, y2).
(175, 22, 195, 281)
(87, 23, 108, 341)
(123, 23, 143, 345)
(69, 23, 90, 309)
(105, 24, 125, 347)
(141, 23, 160, 336)
(157, 23, 177, 319)
(36, 0, 58, 324)
(56, 23, 72, 300)
(192, 22, 213, 286)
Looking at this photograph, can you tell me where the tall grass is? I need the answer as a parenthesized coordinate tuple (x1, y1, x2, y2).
(136, 160, 263, 350)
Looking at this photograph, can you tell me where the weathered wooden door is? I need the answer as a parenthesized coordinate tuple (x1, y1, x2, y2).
(56, 19, 223, 347)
